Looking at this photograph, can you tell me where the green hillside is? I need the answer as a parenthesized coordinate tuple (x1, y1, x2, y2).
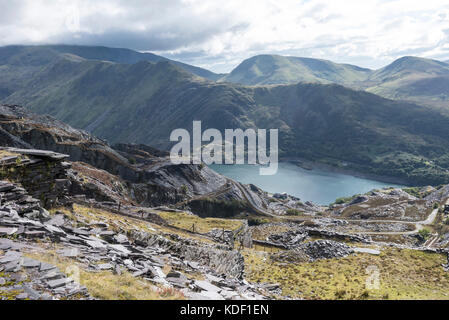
(364, 56, 449, 108)
(220, 54, 371, 86)
(0, 45, 222, 90)
(3, 55, 449, 185)
(221, 54, 449, 109)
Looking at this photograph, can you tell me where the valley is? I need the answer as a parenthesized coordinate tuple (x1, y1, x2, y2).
(1, 45, 449, 301)
(1, 46, 449, 185)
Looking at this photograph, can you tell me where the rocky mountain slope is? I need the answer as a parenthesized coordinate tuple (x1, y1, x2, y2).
(0, 104, 276, 214)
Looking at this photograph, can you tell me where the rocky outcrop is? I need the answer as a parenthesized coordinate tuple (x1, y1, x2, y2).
(272, 240, 354, 263)
(0, 179, 269, 300)
(267, 230, 308, 249)
(129, 230, 245, 279)
(259, 226, 370, 250)
(0, 148, 71, 208)
(305, 228, 371, 243)
(0, 244, 91, 300)
(0, 105, 265, 212)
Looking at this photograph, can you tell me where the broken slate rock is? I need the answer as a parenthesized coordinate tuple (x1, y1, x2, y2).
(22, 258, 41, 268)
(47, 278, 71, 289)
(97, 263, 114, 271)
(113, 234, 129, 244)
(194, 280, 222, 293)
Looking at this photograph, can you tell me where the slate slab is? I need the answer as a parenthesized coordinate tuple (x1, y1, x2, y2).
(58, 248, 79, 258)
(0, 227, 18, 235)
(354, 247, 381, 255)
(16, 293, 28, 300)
(0, 251, 22, 264)
(47, 215, 65, 227)
(4, 260, 20, 272)
(47, 278, 71, 289)
(23, 285, 41, 300)
(39, 262, 57, 272)
(108, 244, 131, 255)
(84, 240, 107, 249)
(40, 270, 65, 281)
(44, 225, 66, 235)
(194, 280, 222, 293)
(22, 258, 41, 268)
(97, 263, 113, 270)
(114, 234, 129, 244)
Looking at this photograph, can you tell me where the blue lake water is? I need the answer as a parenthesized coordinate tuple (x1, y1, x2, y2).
(209, 163, 405, 205)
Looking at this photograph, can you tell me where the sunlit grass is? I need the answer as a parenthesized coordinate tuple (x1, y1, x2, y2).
(25, 250, 185, 300)
(242, 247, 449, 300)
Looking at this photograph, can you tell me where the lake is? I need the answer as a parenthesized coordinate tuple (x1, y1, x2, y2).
(209, 162, 404, 205)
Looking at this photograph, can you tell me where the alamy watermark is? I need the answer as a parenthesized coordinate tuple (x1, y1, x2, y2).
(170, 121, 279, 175)
(65, 4, 81, 33)
(365, 265, 380, 290)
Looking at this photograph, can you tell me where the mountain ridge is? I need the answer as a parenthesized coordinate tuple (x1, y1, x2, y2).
(2, 45, 449, 184)
(220, 54, 372, 86)
(3, 55, 449, 185)
(221, 54, 449, 108)
(0, 44, 223, 81)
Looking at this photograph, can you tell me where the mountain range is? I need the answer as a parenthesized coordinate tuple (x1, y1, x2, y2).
(1, 45, 449, 185)
(220, 54, 449, 109)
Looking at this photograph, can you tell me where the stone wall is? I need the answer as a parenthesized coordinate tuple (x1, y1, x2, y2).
(0, 148, 71, 208)
(129, 230, 245, 279)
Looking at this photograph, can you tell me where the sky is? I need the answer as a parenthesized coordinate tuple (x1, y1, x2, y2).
(1, 0, 449, 73)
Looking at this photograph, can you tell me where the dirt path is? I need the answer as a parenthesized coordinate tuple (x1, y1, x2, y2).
(355, 208, 439, 236)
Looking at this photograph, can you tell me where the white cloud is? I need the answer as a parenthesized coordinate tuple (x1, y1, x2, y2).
(1, 0, 449, 72)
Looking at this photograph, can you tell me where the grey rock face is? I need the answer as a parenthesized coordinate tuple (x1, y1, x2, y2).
(302, 240, 354, 261)
(273, 240, 354, 263)
(267, 230, 308, 249)
(0, 148, 71, 209)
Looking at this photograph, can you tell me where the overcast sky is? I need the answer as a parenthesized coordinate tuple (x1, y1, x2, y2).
(1, 0, 449, 73)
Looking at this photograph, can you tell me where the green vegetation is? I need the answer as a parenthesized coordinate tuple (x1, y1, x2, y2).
(221, 54, 371, 86)
(365, 56, 449, 109)
(180, 185, 188, 194)
(285, 208, 304, 216)
(0, 271, 27, 300)
(223, 54, 449, 110)
(418, 229, 431, 240)
(333, 195, 358, 205)
(188, 198, 249, 219)
(403, 187, 422, 198)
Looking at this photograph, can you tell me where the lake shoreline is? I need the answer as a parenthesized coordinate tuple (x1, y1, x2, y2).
(210, 162, 406, 205)
(280, 157, 411, 187)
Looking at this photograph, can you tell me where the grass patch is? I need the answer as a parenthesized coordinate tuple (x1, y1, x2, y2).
(157, 211, 244, 234)
(242, 247, 449, 300)
(285, 209, 304, 216)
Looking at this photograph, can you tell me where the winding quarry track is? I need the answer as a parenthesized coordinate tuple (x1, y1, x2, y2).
(174, 177, 443, 247)
(349, 208, 439, 236)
